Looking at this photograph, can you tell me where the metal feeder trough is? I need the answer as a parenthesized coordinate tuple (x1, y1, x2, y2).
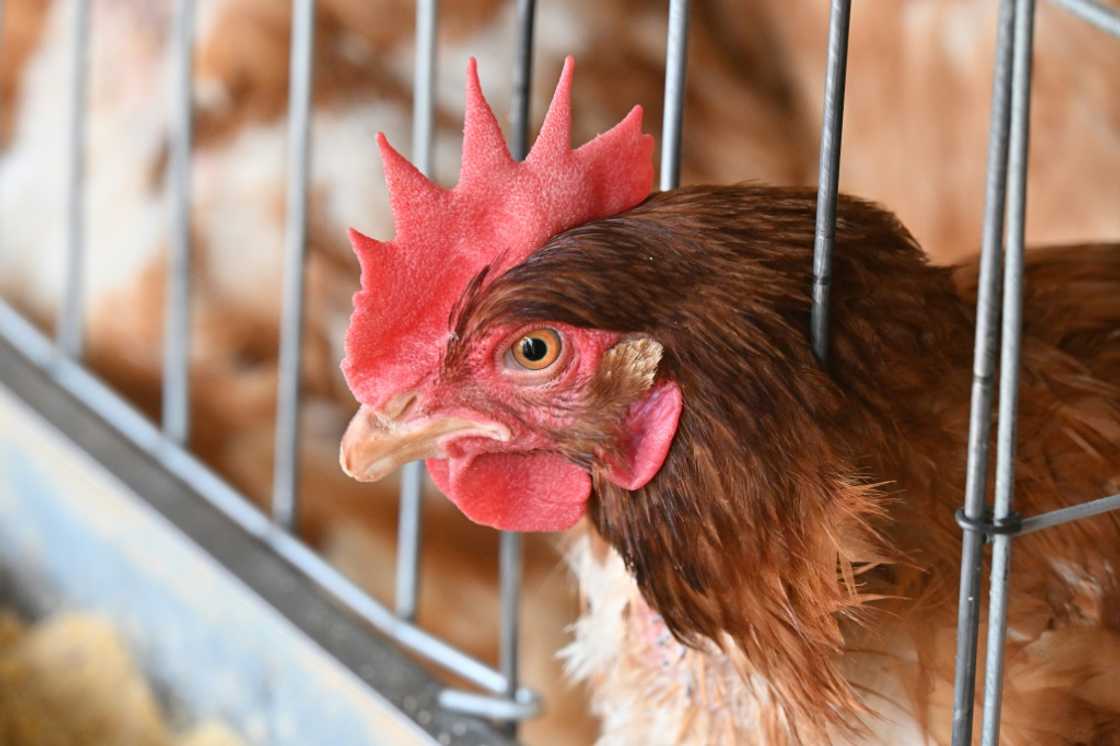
(0, 311, 516, 746)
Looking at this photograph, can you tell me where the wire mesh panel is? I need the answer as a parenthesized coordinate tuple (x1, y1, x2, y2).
(5, 0, 1120, 742)
(951, 1, 1017, 739)
(947, 1, 1120, 743)
(802, 1, 1120, 742)
(976, 2, 1036, 741)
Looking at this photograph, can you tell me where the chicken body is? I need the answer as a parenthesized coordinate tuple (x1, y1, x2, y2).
(442, 185, 1120, 744)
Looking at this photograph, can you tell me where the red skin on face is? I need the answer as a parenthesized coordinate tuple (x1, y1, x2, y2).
(340, 57, 679, 532)
(414, 323, 617, 532)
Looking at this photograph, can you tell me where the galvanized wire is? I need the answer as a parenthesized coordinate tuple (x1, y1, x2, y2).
(1019, 491, 1120, 536)
(810, 0, 851, 365)
(509, 0, 537, 162)
(659, 0, 689, 191)
(163, 0, 195, 446)
(58, 0, 91, 360)
(271, 0, 316, 530)
(950, 2, 1017, 743)
(394, 464, 424, 621)
(979, 2, 1036, 743)
(1049, 0, 1120, 36)
(498, 527, 523, 732)
(495, 0, 535, 735)
(394, 0, 438, 624)
(410, 0, 438, 176)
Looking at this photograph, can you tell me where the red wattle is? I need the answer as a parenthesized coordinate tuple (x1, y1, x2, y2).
(426, 452, 591, 532)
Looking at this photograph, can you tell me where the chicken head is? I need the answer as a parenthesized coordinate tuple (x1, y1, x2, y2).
(339, 57, 681, 532)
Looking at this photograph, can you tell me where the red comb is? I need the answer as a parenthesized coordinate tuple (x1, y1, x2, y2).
(342, 56, 655, 407)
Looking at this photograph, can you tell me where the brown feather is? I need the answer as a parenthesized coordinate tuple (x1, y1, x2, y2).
(457, 184, 1120, 743)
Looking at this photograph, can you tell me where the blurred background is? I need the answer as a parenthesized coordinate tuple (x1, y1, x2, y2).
(0, 1, 1116, 744)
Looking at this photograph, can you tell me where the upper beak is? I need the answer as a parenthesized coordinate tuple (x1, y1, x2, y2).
(339, 401, 509, 482)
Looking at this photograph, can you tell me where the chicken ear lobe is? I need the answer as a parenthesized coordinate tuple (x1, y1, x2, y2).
(591, 331, 685, 492)
(603, 380, 683, 491)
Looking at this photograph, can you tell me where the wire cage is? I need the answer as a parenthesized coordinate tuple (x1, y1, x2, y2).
(810, 2, 1120, 744)
(0, 0, 1118, 744)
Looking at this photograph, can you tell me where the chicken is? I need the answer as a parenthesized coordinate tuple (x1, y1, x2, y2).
(2, 3, 1116, 743)
(339, 59, 1120, 744)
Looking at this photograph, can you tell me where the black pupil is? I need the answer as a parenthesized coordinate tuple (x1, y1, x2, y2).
(520, 337, 549, 362)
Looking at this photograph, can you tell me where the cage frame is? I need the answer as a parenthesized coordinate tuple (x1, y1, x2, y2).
(0, 0, 1117, 742)
(808, 1, 1120, 744)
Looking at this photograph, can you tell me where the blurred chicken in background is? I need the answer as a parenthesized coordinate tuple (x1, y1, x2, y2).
(0, 1, 1116, 743)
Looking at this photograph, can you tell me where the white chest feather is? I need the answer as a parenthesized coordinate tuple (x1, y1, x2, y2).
(559, 535, 926, 746)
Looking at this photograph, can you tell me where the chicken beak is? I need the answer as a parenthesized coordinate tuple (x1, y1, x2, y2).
(340, 403, 509, 482)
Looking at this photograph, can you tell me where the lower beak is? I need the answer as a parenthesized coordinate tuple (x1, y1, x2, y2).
(339, 404, 509, 482)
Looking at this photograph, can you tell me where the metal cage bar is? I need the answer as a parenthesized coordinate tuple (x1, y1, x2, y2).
(497, 528, 523, 730)
(163, 0, 196, 446)
(271, 0, 316, 530)
(949, 1, 1120, 742)
(395, 462, 424, 621)
(660, 0, 689, 190)
(979, 1, 1036, 743)
(810, 0, 852, 365)
(509, 0, 537, 161)
(0, 0, 4, 103)
(1018, 491, 1120, 536)
(498, 0, 536, 736)
(394, 0, 438, 626)
(58, 0, 91, 360)
(436, 0, 539, 728)
(1050, 0, 1120, 36)
(950, 1, 1017, 742)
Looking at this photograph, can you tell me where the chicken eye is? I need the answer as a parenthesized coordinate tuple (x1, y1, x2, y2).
(510, 329, 562, 371)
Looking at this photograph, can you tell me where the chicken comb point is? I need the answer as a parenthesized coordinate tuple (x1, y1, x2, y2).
(460, 58, 514, 185)
(526, 55, 575, 163)
(375, 131, 446, 240)
(343, 57, 655, 408)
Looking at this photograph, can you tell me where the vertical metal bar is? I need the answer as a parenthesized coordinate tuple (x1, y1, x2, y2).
(498, 531, 522, 732)
(58, 0, 91, 359)
(411, 0, 438, 177)
(498, 1, 535, 736)
(950, 2, 1018, 742)
(810, 0, 852, 365)
(163, 0, 195, 446)
(509, 0, 536, 162)
(950, 2, 1017, 743)
(393, 0, 438, 623)
(979, 1, 1035, 743)
(271, 0, 316, 530)
(0, 0, 5, 137)
(659, 0, 690, 191)
(394, 463, 424, 620)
